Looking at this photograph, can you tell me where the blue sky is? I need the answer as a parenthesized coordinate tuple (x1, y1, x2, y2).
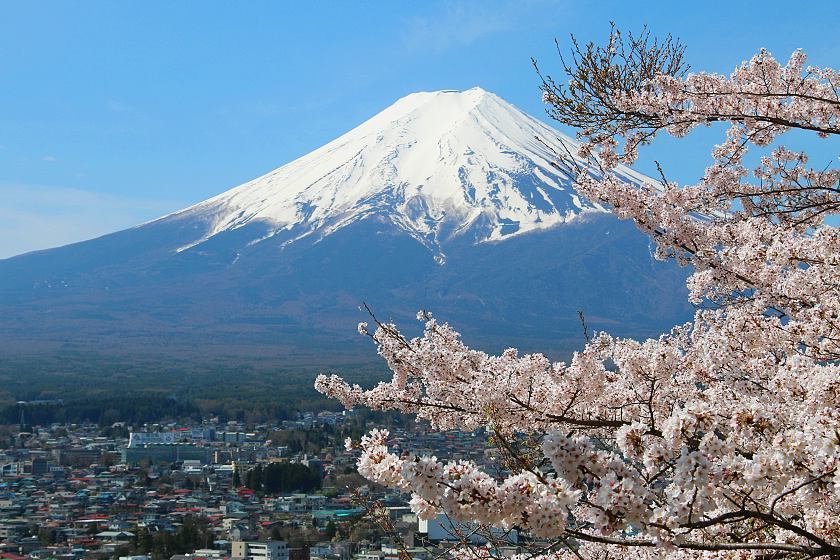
(1, 0, 837, 258)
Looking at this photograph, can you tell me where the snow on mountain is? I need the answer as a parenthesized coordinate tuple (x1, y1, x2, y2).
(0, 87, 692, 365)
(166, 87, 652, 258)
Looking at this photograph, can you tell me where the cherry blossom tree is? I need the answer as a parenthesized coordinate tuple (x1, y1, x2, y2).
(316, 28, 839, 559)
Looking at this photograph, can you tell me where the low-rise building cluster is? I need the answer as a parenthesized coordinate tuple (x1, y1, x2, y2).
(0, 414, 524, 560)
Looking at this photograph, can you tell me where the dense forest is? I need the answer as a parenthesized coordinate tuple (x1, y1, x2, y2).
(244, 462, 322, 494)
(0, 352, 391, 425)
(1, 397, 412, 436)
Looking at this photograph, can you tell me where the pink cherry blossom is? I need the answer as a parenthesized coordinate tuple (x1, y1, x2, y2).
(316, 43, 839, 559)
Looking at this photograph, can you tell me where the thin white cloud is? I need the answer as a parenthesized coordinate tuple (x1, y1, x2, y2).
(0, 182, 183, 259)
(105, 99, 139, 115)
(42, 155, 57, 162)
(402, 4, 509, 53)
(401, 0, 568, 53)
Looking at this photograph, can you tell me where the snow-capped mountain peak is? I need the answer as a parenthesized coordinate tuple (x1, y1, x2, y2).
(167, 87, 645, 255)
(0, 89, 692, 363)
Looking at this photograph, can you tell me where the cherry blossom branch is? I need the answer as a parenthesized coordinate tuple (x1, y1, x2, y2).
(317, 28, 840, 560)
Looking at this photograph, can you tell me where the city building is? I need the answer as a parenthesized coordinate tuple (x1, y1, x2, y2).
(232, 541, 289, 560)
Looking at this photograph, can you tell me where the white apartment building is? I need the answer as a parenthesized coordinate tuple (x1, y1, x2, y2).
(419, 514, 518, 544)
(232, 541, 289, 560)
(128, 427, 217, 448)
(128, 432, 179, 447)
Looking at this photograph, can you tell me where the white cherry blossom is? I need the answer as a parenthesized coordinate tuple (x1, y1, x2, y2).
(316, 41, 839, 559)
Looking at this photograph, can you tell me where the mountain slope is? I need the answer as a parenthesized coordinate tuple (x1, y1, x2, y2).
(156, 87, 654, 259)
(0, 88, 691, 367)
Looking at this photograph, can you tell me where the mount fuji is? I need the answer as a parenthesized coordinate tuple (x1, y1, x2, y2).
(0, 88, 691, 366)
